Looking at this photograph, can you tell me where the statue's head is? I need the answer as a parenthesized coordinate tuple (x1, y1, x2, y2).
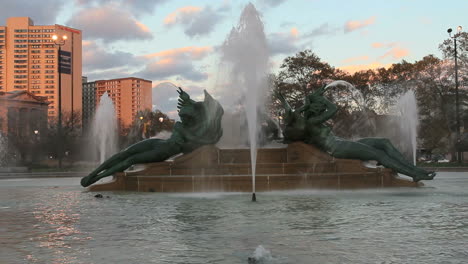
(178, 101, 205, 127)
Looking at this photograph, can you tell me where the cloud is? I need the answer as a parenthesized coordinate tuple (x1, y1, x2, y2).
(339, 62, 391, 74)
(0, 0, 65, 25)
(303, 23, 339, 38)
(82, 41, 141, 72)
(75, 0, 168, 17)
(163, 6, 225, 37)
(344, 16, 376, 33)
(379, 47, 409, 60)
(68, 3, 153, 42)
(137, 46, 212, 81)
(256, 0, 287, 8)
(268, 27, 300, 55)
(372, 42, 409, 60)
(342, 56, 370, 64)
(145, 46, 212, 60)
(84, 68, 133, 81)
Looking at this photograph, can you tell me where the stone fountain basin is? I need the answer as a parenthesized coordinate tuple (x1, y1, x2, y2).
(88, 142, 420, 192)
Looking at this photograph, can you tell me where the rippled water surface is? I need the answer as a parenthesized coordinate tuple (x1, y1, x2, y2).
(1, 173, 467, 264)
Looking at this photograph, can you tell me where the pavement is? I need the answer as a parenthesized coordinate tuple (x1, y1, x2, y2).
(0, 171, 88, 179)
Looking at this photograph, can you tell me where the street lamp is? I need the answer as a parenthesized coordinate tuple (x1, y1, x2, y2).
(52, 34, 67, 168)
(447, 26, 463, 163)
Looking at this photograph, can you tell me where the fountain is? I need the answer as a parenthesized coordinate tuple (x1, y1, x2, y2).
(396, 90, 419, 165)
(219, 3, 270, 200)
(82, 4, 430, 193)
(90, 92, 118, 164)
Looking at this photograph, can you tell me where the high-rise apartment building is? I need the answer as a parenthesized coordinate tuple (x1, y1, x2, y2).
(0, 17, 82, 119)
(82, 78, 96, 128)
(93, 77, 152, 127)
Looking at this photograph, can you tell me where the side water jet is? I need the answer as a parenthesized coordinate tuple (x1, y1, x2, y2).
(219, 3, 269, 201)
(396, 90, 419, 165)
(91, 92, 118, 164)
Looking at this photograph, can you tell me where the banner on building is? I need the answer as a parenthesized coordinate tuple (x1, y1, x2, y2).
(59, 50, 72, 74)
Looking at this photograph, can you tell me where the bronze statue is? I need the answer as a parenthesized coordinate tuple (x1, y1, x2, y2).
(81, 88, 224, 187)
(277, 85, 436, 182)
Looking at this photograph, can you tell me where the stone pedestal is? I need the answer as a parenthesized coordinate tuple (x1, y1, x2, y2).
(88, 142, 421, 192)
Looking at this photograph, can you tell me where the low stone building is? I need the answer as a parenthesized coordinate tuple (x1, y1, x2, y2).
(0, 90, 49, 138)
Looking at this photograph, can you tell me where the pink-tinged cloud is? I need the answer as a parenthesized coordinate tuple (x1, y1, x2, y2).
(339, 62, 391, 74)
(379, 47, 410, 60)
(163, 5, 225, 37)
(137, 47, 210, 82)
(290, 27, 299, 37)
(344, 16, 376, 33)
(371, 42, 396, 48)
(342, 56, 370, 64)
(68, 4, 153, 42)
(164, 6, 202, 25)
(145, 46, 212, 60)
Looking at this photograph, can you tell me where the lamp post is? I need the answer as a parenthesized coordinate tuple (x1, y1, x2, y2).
(52, 34, 67, 168)
(447, 26, 463, 163)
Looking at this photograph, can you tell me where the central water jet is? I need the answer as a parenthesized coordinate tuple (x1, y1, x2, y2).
(219, 3, 270, 201)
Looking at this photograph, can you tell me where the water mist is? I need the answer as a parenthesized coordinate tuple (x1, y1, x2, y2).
(219, 3, 270, 201)
(396, 90, 419, 165)
(91, 92, 118, 164)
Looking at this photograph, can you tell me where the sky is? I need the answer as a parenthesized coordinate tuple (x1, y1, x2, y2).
(0, 0, 466, 117)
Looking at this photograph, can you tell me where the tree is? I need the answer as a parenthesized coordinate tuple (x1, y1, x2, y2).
(273, 50, 336, 109)
(122, 109, 175, 147)
(45, 111, 83, 167)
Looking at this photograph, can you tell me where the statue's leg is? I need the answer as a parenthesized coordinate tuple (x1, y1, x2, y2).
(357, 138, 431, 175)
(330, 139, 433, 181)
(82, 139, 164, 186)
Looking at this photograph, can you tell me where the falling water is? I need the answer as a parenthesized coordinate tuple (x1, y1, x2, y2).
(396, 90, 419, 165)
(91, 92, 118, 163)
(219, 3, 269, 199)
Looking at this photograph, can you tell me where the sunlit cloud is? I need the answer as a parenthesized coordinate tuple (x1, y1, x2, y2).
(344, 16, 376, 33)
(163, 5, 225, 37)
(372, 42, 409, 60)
(68, 3, 153, 42)
(342, 55, 370, 64)
(379, 47, 410, 60)
(339, 62, 391, 74)
(144, 46, 212, 60)
(164, 6, 202, 25)
(137, 46, 211, 82)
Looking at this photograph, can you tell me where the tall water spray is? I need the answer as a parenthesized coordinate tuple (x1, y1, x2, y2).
(219, 3, 270, 200)
(396, 90, 419, 165)
(91, 92, 118, 164)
